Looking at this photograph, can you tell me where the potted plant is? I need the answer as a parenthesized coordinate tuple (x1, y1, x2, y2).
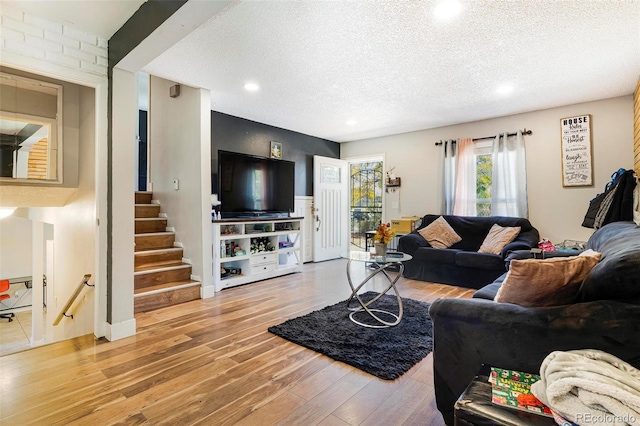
(373, 222, 395, 256)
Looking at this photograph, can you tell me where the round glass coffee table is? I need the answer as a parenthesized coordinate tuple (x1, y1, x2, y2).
(345, 251, 413, 328)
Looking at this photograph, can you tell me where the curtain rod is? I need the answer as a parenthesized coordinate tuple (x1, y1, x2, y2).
(434, 128, 532, 146)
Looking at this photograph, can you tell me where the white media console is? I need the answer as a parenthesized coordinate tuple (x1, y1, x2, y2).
(212, 217, 303, 291)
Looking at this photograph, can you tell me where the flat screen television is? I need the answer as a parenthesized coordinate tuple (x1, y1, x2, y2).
(218, 150, 295, 217)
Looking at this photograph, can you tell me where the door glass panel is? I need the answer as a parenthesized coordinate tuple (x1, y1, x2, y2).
(350, 161, 383, 250)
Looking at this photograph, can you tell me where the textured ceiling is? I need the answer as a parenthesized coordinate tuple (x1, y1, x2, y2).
(5, 1, 639, 143)
(144, 0, 640, 142)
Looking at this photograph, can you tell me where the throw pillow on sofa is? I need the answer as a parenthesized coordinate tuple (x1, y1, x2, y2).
(478, 223, 521, 255)
(417, 216, 462, 249)
(494, 249, 602, 307)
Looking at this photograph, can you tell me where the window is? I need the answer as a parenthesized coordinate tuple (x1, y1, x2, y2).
(475, 142, 492, 217)
(448, 134, 528, 218)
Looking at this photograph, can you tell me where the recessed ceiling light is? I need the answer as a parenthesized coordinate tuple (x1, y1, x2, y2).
(244, 83, 259, 92)
(496, 85, 514, 95)
(434, 0, 462, 21)
(346, 120, 357, 126)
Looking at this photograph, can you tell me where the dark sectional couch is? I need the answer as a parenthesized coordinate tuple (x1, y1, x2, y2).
(429, 221, 640, 425)
(397, 214, 540, 288)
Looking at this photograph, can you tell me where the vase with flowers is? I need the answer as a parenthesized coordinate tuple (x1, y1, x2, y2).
(372, 222, 395, 256)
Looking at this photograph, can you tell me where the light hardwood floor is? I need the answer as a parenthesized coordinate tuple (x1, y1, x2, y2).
(0, 259, 474, 425)
(0, 310, 32, 355)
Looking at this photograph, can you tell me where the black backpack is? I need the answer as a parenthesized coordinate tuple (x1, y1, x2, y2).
(582, 169, 635, 228)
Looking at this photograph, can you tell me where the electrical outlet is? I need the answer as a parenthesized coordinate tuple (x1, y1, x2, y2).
(392, 201, 399, 209)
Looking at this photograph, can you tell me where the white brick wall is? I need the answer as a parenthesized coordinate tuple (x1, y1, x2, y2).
(1, 4, 108, 78)
(45, 30, 81, 49)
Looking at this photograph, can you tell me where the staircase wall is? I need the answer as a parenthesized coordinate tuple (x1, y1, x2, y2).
(148, 77, 213, 297)
(109, 68, 136, 340)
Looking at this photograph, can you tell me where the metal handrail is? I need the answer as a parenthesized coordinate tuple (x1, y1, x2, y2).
(53, 274, 93, 326)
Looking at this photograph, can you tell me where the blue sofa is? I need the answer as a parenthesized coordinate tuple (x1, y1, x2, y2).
(429, 221, 640, 425)
(397, 214, 540, 288)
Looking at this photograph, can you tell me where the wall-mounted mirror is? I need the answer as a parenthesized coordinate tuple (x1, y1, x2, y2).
(0, 72, 62, 184)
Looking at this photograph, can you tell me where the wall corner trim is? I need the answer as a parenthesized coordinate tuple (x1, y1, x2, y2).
(104, 318, 136, 341)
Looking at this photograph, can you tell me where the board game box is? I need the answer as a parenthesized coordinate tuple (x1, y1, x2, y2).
(489, 367, 553, 417)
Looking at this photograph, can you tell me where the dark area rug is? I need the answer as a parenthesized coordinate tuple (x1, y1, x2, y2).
(268, 291, 433, 380)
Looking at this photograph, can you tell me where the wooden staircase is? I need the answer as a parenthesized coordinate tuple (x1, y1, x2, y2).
(134, 192, 201, 313)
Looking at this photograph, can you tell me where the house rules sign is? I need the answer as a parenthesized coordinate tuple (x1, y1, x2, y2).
(561, 114, 593, 187)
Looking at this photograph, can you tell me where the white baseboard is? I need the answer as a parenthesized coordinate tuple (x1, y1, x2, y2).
(31, 337, 47, 347)
(104, 318, 136, 341)
(201, 285, 215, 299)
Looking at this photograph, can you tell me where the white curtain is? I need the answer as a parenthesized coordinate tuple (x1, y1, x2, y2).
(441, 140, 457, 215)
(491, 130, 528, 217)
(453, 138, 476, 216)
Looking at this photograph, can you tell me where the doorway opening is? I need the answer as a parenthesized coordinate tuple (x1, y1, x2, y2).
(136, 72, 149, 191)
(349, 157, 384, 251)
(0, 217, 53, 356)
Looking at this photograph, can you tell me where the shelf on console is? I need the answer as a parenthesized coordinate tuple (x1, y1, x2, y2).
(212, 217, 303, 292)
(220, 255, 250, 262)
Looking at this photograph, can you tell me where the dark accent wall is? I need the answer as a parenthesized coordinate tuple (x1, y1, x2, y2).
(211, 111, 340, 196)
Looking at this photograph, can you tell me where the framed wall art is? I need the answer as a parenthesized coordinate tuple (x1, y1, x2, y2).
(270, 141, 282, 159)
(560, 114, 593, 187)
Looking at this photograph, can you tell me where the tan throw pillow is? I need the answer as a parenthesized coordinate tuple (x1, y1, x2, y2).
(478, 224, 521, 255)
(418, 216, 462, 249)
(494, 249, 602, 307)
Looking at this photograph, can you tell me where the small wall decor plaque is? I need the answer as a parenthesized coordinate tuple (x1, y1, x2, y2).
(560, 114, 593, 187)
(270, 141, 282, 159)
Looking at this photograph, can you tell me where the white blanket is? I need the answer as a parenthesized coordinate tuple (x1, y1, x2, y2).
(531, 350, 640, 426)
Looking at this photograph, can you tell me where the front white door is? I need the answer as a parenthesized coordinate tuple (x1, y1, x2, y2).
(313, 155, 349, 262)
